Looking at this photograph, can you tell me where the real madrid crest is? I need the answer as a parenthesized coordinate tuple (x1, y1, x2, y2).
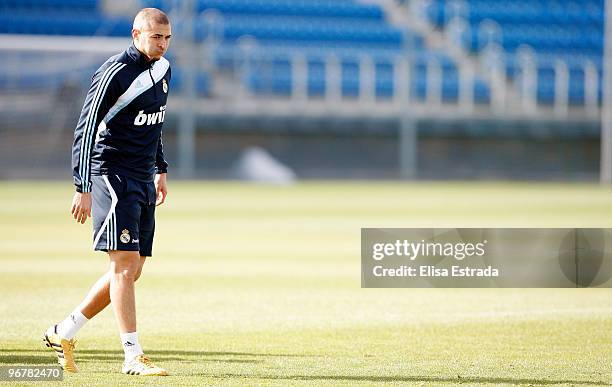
(120, 229, 131, 244)
(162, 79, 168, 93)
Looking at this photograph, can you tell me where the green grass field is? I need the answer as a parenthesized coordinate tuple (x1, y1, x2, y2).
(1, 181, 612, 386)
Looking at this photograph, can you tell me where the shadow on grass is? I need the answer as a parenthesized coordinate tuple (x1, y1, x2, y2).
(1, 348, 311, 358)
(79, 349, 314, 358)
(0, 349, 271, 365)
(196, 373, 611, 386)
(0, 354, 54, 365)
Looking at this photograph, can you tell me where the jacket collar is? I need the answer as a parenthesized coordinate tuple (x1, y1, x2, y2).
(127, 42, 158, 68)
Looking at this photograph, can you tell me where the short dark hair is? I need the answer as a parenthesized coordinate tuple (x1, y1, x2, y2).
(133, 8, 170, 29)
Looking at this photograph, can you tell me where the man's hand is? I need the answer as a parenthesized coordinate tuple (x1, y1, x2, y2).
(71, 192, 92, 224)
(155, 173, 168, 206)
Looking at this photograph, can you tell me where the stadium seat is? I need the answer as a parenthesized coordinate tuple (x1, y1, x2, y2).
(427, 0, 603, 107)
(0, 0, 492, 104)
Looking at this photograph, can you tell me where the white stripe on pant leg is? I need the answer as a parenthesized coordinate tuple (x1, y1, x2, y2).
(108, 213, 114, 250)
(113, 212, 117, 249)
(110, 211, 115, 250)
(114, 213, 118, 250)
(108, 213, 112, 250)
(93, 201, 112, 250)
(92, 175, 118, 250)
(107, 213, 112, 250)
(112, 212, 117, 250)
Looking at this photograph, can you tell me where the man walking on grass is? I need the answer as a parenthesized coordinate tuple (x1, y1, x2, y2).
(43, 7, 172, 376)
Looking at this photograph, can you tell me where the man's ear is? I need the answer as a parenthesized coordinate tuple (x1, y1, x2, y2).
(131, 28, 139, 41)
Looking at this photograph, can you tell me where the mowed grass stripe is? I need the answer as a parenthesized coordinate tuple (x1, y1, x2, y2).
(0, 181, 611, 385)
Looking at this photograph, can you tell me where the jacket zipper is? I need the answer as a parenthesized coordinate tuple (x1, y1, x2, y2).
(149, 65, 157, 99)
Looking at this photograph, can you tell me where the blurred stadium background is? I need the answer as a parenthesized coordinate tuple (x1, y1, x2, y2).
(0, 0, 608, 182)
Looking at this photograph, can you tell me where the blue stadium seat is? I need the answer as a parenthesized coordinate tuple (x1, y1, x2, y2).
(169, 70, 211, 97)
(0, 0, 492, 104)
(428, 0, 603, 107)
(0, 11, 129, 36)
(0, 0, 98, 11)
(142, 0, 383, 20)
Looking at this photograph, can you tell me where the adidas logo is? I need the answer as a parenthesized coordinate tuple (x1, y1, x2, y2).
(131, 239, 139, 243)
(124, 341, 135, 347)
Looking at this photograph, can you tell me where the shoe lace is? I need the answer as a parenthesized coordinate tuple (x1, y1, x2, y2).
(139, 355, 155, 368)
(64, 339, 77, 353)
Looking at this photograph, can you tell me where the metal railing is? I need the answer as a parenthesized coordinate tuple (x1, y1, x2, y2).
(192, 10, 601, 121)
(196, 41, 601, 121)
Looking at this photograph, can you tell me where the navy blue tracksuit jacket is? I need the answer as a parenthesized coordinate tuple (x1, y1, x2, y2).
(72, 43, 171, 193)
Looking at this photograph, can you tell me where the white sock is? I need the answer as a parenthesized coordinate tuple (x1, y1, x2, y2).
(120, 332, 144, 362)
(56, 310, 88, 340)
